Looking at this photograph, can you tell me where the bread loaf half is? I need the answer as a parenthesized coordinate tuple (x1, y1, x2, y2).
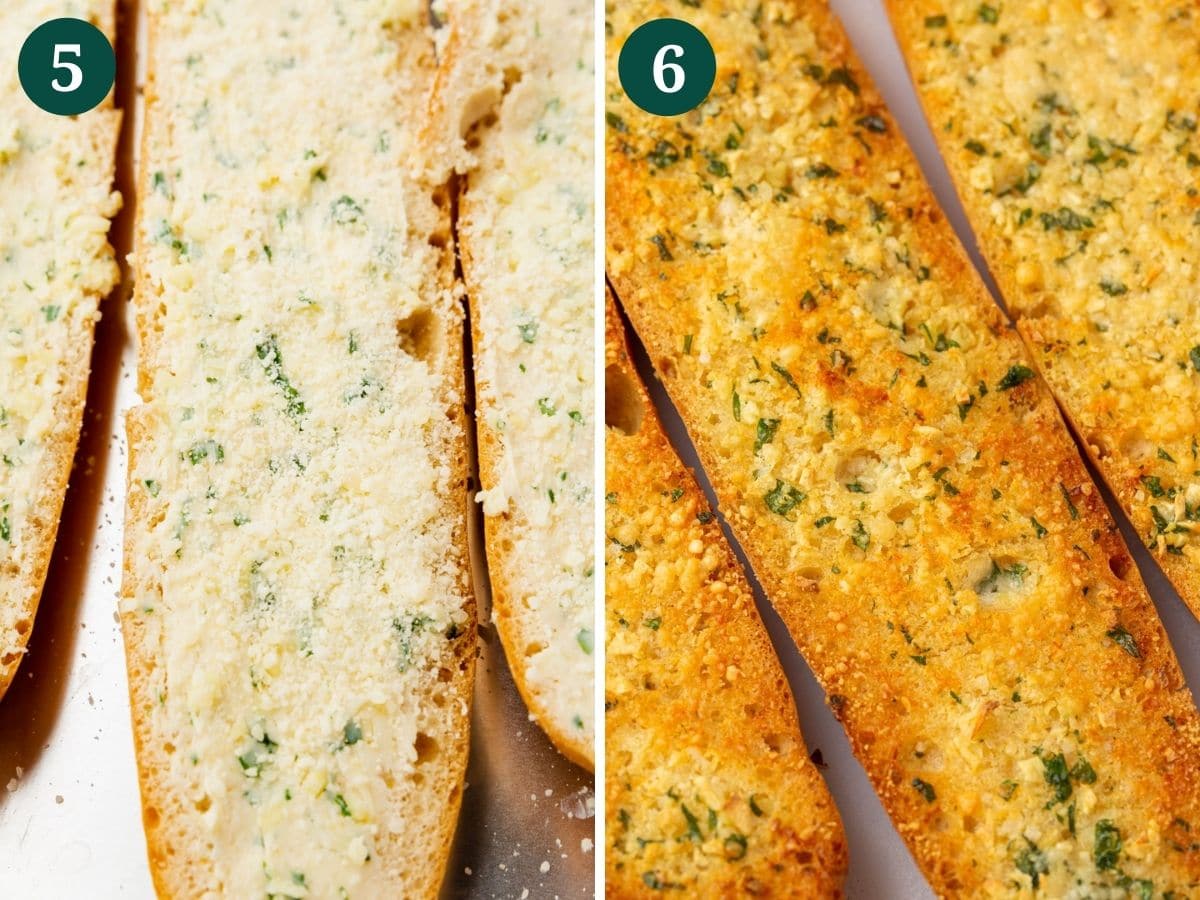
(122, 3, 473, 895)
(887, 0, 1200, 624)
(605, 292, 846, 897)
(0, 1, 121, 699)
(429, 0, 596, 769)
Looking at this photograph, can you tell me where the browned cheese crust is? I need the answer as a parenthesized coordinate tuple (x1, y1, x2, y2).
(605, 292, 846, 898)
(606, 0, 1200, 895)
(887, 0, 1200, 621)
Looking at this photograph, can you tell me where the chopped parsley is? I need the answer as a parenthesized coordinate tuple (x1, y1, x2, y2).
(998, 365, 1035, 390)
(765, 480, 806, 518)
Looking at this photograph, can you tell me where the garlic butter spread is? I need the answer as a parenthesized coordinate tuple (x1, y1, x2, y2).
(126, 2, 469, 895)
(463, 2, 595, 758)
(895, 1, 1200, 612)
(0, 1, 119, 672)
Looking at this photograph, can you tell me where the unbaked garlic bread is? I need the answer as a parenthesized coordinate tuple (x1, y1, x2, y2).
(0, 1, 120, 699)
(429, 0, 595, 769)
(605, 294, 845, 898)
(123, 2, 473, 896)
(888, 1, 1200, 621)
(606, 0, 1200, 894)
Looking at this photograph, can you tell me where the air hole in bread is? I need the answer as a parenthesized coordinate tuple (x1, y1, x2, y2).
(657, 357, 675, 378)
(605, 365, 644, 436)
(962, 813, 978, 833)
(971, 554, 1030, 604)
(193, 795, 211, 813)
(0, 652, 17, 667)
(437, 666, 453, 683)
(145, 806, 160, 827)
(1109, 553, 1132, 581)
(764, 733, 794, 754)
(163, 742, 175, 755)
(428, 230, 449, 250)
(888, 500, 916, 523)
(431, 185, 449, 209)
(13, 618, 30, 636)
(1086, 431, 1112, 460)
(396, 308, 438, 362)
(1119, 428, 1153, 461)
(523, 641, 546, 657)
(413, 732, 438, 765)
(836, 449, 880, 492)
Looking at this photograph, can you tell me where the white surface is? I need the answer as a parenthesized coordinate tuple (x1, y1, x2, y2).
(628, 1, 1200, 898)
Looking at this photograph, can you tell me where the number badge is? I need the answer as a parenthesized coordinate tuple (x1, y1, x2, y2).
(18, 18, 116, 116)
(618, 18, 716, 117)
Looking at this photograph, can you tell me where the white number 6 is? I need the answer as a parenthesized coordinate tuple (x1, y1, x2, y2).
(51, 44, 83, 93)
(652, 44, 685, 94)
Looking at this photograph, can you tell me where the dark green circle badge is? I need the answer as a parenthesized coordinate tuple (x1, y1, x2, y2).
(18, 18, 115, 116)
(618, 18, 716, 117)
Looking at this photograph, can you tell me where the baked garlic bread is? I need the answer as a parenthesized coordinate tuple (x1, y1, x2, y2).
(887, 1, 1200, 621)
(606, 0, 1200, 894)
(605, 293, 846, 897)
(0, 1, 120, 698)
(429, 0, 595, 769)
(123, 3, 473, 896)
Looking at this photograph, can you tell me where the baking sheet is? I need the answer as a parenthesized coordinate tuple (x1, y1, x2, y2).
(626, 2, 1200, 898)
(0, 1, 594, 897)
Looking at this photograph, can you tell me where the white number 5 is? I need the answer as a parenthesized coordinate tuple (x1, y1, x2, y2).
(51, 44, 83, 93)
(652, 44, 685, 94)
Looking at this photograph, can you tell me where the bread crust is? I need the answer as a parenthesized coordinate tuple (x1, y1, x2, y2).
(0, 3, 121, 699)
(604, 292, 846, 898)
(121, 7, 474, 896)
(606, 0, 1200, 894)
(429, 0, 596, 770)
(885, 0, 1200, 623)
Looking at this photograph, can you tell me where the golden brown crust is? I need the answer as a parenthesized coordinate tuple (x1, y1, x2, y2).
(604, 292, 846, 898)
(606, 0, 1200, 895)
(886, 0, 1200, 622)
(122, 7, 473, 896)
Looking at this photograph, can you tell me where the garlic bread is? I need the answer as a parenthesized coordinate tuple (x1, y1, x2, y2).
(123, 3, 473, 895)
(605, 292, 846, 897)
(887, 0, 1200, 622)
(0, 0, 120, 698)
(429, 0, 596, 769)
(606, 0, 1200, 894)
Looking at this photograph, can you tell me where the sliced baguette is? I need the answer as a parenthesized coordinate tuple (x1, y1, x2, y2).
(606, 0, 1200, 893)
(428, 0, 595, 769)
(604, 292, 846, 897)
(886, 1, 1200, 623)
(123, 4, 473, 896)
(0, 1, 121, 699)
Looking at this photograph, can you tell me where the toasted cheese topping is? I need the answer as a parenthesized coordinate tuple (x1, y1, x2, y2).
(889, 1, 1200, 617)
(0, 1, 120, 678)
(125, 2, 470, 896)
(606, 1, 1200, 895)
(604, 297, 845, 896)
(457, 0, 595, 763)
